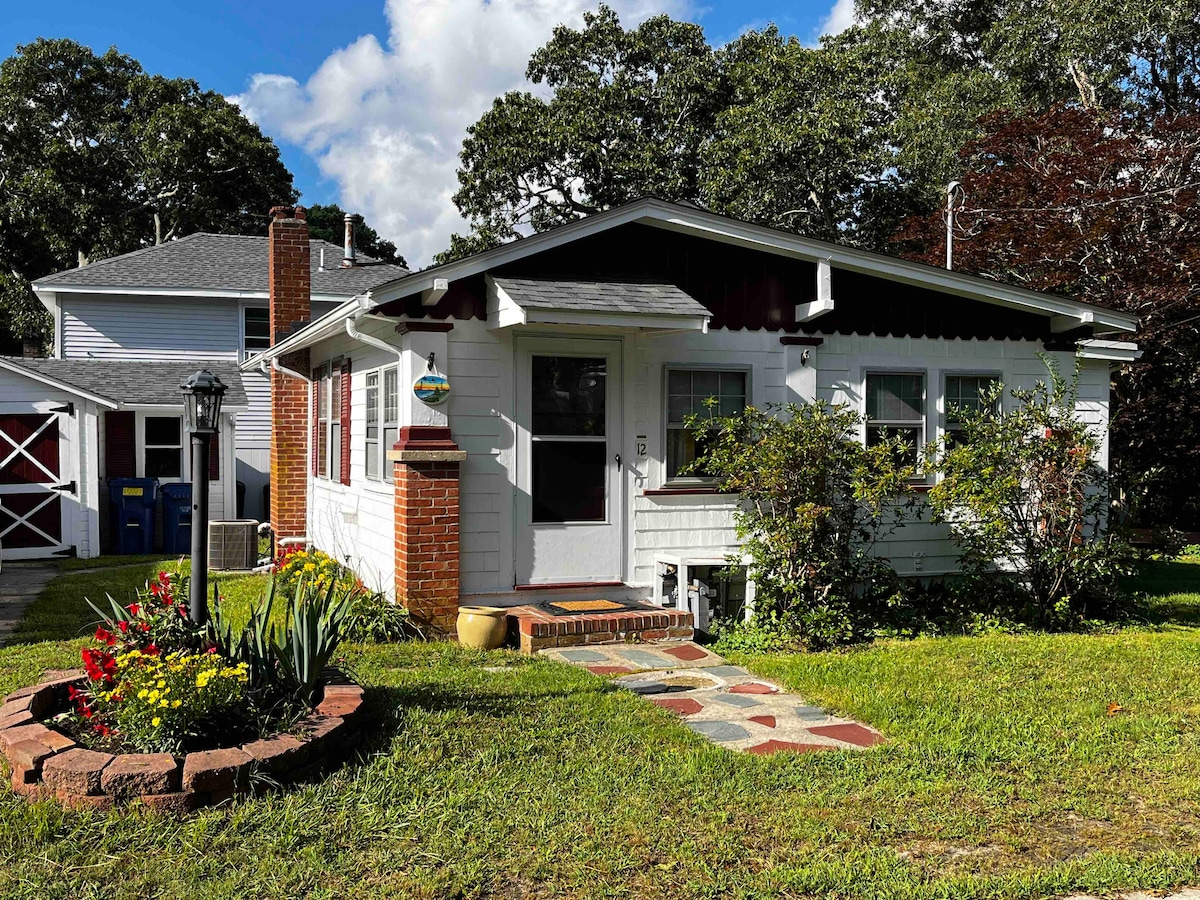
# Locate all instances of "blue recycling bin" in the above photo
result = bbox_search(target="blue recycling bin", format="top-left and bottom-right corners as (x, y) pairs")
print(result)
(108, 478), (159, 555)
(160, 482), (193, 555)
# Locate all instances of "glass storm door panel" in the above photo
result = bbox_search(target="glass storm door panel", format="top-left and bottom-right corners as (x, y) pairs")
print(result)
(515, 339), (623, 586)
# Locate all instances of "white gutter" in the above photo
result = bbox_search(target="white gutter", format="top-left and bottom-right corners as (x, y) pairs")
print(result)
(344, 292), (404, 363)
(259, 357), (309, 382)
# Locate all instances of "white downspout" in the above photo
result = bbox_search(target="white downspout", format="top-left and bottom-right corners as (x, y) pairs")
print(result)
(344, 292), (403, 363)
(257, 357), (311, 553)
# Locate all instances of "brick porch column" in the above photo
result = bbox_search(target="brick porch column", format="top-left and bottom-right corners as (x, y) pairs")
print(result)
(389, 426), (467, 633)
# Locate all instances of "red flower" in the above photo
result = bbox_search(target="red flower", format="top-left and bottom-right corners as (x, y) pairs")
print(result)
(93, 722), (111, 737)
(81, 647), (117, 685)
(94, 626), (117, 647)
(128, 603), (140, 616)
(67, 685), (80, 701)
(116, 620), (129, 634)
(140, 622), (151, 633)
(144, 644), (159, 657)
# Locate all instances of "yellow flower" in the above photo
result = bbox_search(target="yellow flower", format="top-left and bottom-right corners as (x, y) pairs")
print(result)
(137, 689), (148, 699)
(171, 699), (181, 708)
(148, 690), (160, 702)
(151, 717), (162, 727)
(156, 680), (165, 688)
(303, 562), (317, 572)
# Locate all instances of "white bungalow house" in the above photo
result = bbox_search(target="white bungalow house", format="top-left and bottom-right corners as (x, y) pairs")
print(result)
(245, 200), (1139, 642)
(0, 225), (407, 561)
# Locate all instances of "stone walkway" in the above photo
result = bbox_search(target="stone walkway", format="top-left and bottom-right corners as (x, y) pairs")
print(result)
(541, 641), (884, 754)
(0, 562), (58, 645)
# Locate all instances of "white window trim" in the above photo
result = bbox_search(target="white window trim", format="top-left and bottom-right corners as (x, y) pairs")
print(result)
(315, 363), (331, 481)
(862, 368), (929, 480)
(239, 303), (270, 363)
(141, 414), (185, 481)
(663, 364), (751, 484)
(941, 370), (1004, 443)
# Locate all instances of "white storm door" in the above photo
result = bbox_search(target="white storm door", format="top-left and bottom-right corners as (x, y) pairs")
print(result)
(515, 338), (623, 585)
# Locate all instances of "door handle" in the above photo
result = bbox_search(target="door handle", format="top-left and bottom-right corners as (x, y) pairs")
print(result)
(614, 453), (621, 467)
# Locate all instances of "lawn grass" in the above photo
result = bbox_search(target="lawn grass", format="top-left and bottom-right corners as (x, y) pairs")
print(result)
(0, 562), (1199, 898)
(8, 558), (273, 645)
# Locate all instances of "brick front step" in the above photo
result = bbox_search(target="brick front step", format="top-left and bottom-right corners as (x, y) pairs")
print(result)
(505, 604), (693, 654)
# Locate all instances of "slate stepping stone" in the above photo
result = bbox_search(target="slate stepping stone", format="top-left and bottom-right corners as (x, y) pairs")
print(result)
(587, 665), (634, 675)
(687, 720), (750, 742)
(747, 715), (777, 728)
(618, 649), (673, 668)
(695, 666), (749, 678)
(794, 705), (831, 722)
(745, 740), (831, 756)
(807, 723), (884, 747)
(620, 680), (668, 695)
(650, 697), (704, 716)
(662, 644), (709, 662)
(558, 649), (607, 663)
(713, 693), (761, 709)
(728, 682), (778, 695)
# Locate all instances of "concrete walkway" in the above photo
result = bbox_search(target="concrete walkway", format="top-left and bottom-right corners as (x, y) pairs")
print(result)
(0, 562), (58, 645)
(541, 641), (884, 754)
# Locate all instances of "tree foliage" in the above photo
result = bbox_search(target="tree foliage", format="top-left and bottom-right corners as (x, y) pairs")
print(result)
(927, 366), (1135, 626)
(897, 106), (1200, 526)
(305, 204), (407, 268)
(687, 401), (917, 649)
(0, 38), (297, 349)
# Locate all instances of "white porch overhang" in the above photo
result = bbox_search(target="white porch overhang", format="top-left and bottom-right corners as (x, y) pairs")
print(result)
(484, 275), (711, 332)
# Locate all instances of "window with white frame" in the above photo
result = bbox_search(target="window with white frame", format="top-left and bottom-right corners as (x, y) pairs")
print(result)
(242, 307), (270, 361)
(944, 374), (1001, 447)
(315, 364), (330, 478)
(330, 365), (342, 479)
(865, 372), (925, 466)
(383, 367), (399, 483)
(144, 416), (183, 478)
(365, 366), (400, 482)
(665, 368), (748, 479)
(365, 371), (380, 480)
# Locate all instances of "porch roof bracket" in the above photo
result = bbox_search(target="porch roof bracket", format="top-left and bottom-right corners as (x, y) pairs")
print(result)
(1051, 310), (1095, 333)
(795, 258), (835, 323)
(420, 278), (449, 307)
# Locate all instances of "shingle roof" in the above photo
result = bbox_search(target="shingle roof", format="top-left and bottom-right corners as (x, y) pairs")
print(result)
(32, 233), (408, 297)
(491, 277), (710, 318)
(0, 358), (249, 409)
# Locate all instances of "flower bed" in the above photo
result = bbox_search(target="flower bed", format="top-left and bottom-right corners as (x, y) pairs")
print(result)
(1, 566), (374, 812)
(0, 668), (365, 812)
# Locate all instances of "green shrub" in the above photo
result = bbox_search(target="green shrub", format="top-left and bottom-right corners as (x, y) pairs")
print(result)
(926, 361), (1136, 627)
(688, 400), (918, 649)
(209, 574), (357, 708)
(344, 591), (423, 643)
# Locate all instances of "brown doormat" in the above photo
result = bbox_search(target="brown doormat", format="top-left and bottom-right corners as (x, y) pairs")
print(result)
(537, 597), (660, 616)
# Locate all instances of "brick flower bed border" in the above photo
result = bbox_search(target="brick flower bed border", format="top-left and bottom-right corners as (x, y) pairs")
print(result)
(0, 669), (367, 813)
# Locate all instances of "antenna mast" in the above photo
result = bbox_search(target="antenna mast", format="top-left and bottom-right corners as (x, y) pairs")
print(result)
(945, 181), (965, 270)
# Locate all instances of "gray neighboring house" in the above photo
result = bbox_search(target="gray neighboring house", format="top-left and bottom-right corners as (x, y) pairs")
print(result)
(0, 232), (405, 560)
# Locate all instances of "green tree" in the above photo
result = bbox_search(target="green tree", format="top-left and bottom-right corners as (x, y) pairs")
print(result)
(0, 38), (297, 351)
(441, 5), (723, 262)
(305, 204), (406, 268)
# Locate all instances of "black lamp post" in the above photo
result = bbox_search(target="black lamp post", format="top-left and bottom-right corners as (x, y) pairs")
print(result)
(180, 370), (227, 625)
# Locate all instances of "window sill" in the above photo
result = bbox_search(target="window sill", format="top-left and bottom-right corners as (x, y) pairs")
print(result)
(643, 486), (736, 497)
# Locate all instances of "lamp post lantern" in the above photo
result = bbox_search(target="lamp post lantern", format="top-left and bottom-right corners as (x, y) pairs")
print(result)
(180, 370), (227, 625)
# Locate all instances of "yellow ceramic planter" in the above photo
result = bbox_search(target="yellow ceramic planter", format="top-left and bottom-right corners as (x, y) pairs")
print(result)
(456, 606), (508, 649)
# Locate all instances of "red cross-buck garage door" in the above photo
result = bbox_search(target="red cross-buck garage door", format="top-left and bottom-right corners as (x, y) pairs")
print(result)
(0, 406), (74, 560)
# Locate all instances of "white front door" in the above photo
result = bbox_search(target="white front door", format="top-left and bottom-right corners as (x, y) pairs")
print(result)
(515, 338), (623, 585)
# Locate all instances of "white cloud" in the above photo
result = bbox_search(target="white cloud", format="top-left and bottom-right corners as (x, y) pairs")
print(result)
(819, 0), (856, 36)
(233, 0), (689, 267)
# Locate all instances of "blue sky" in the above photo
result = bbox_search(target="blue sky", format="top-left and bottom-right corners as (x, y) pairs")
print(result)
(4, 0), (846, 263)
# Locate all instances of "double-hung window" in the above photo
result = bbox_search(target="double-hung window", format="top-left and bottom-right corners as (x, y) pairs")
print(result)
(382, 367), (399, 483)
(315, 364), (330, 479)
(144, 416), (183, 478)
(665, 369), (748, 479)
(365, 371), (381, 480)
(944, 374), (1000, 447)
(330, 366), (342, 480)
(242, 307), (270, 361)
(865, 372), (925, 466)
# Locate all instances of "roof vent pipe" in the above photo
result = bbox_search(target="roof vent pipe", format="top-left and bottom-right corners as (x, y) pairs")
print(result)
(343, 213), (357, 267)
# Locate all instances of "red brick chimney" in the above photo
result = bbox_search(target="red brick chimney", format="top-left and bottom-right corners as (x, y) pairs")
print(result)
(268, 205), (311, 550)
